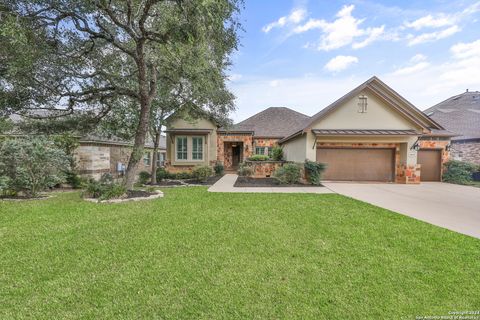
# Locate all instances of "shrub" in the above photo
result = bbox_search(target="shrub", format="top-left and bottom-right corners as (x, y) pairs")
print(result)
(443, 160), (479, 185)
(238, 163), (253, 177)
(156, 167), (170, 181)
(274, 163), (301, 184)
(138, 171), (151, 185)
(65, 171), (83, 189)
(214, 162), (224, 176)
(248, 154), (270, 161)
(83, 173), (126, 200)
(176, 171), (193, 180)
(192, 165), (213, 182)
(0, 137), (70, 197)
(271, 146), (284, 161)
(304, 160), (327, 185)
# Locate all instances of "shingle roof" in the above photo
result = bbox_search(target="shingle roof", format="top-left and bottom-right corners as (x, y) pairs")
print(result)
(220, 107), (310, 138)
(424, 91), (480, 140)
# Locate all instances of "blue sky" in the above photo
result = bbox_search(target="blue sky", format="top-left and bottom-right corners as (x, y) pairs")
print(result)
(227, 0), (480, 122)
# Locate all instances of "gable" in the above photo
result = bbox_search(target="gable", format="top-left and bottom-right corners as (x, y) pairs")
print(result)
(311, 88), (423, 131)
(169, 117), (217, 130)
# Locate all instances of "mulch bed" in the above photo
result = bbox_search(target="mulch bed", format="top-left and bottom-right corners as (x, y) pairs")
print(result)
(0, 195), (52, 201)
(153, 175), (223, 187)
(234, 177), (322, 188)
(126, 190), (156, 199)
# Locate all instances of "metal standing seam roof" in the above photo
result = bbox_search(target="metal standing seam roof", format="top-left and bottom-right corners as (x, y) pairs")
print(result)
(311, 129), (420, 135)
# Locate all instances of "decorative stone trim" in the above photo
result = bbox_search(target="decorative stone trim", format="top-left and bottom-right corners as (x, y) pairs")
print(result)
(396, 164), (421, 184)
(84, 190), (164, 204)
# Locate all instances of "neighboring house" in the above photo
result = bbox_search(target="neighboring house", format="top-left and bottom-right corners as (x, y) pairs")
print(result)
(5, 114), (167, 180)
(166, 76), (455, 183)
(424, 90), (480, 164)
(75, 134), (167, 180)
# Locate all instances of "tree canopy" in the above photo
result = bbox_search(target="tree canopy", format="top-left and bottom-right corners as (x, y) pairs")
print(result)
(1, 0), (242, 188)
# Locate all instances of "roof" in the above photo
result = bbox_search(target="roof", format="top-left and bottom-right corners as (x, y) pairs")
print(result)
(424, 91), (480, 141)
(8, 114), (166, 149)
(220, 107), (311, 138)
(280, 76), (444, 143)
(311, 129), (419, 136)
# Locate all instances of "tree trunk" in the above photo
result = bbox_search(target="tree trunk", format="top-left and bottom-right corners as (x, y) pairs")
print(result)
(123, 45), (156, 189)
(150, 129), (161, 185)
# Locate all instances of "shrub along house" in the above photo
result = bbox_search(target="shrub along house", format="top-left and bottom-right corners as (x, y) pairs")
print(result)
(166, 77), (455, 183)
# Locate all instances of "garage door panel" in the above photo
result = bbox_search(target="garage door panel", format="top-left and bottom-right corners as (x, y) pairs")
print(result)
(317, 148), (395, 182)
(418, 149), (441, 182)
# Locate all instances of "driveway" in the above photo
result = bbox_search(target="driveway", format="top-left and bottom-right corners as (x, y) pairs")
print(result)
(323, 182), (480, 239)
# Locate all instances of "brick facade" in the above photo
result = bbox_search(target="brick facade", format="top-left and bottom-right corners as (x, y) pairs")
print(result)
(451, 140), (480, 164)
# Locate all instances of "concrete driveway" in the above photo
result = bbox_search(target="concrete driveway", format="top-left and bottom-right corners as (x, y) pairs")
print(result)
(323, 182), (480, 239)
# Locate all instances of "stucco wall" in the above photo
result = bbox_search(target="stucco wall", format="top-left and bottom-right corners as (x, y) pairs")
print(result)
(166, 117), (217, 168)
(282, 134), (307, 162)
(310, 89), (423, 131)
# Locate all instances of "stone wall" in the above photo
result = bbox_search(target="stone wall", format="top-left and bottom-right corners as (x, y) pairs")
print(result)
(217, 134), (253, 168)
(75, 143), (164, 180)
(253, 138), (279, 148)
(451, 140), (480, 164)
(245, 160), (284, 178)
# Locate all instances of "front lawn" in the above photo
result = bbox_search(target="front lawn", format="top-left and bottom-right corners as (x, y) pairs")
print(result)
(1, 188), (479, 319)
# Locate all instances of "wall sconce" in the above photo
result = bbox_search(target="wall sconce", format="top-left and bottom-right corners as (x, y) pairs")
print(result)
(445, 144), (451, 151)
(410, 140), (420, 151)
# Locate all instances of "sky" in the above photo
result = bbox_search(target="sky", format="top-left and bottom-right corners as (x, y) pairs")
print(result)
(227, 0), (480, 122)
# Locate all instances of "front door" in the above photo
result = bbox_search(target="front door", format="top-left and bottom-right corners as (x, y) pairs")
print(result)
(232, 145), (241, 167)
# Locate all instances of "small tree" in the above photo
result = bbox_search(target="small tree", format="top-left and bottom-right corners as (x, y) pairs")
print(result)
(0, 137), (70, 197)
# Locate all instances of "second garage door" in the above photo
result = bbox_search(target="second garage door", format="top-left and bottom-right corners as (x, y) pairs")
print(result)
(417, 149), (442, 181)
(317, 148), (395, 182)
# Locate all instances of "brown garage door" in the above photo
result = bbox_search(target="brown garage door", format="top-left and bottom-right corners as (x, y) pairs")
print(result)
(418, 149), (441, 181)
(317, 148), (395, 182)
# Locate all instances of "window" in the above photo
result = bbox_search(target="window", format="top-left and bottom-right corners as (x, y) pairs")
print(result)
(255, 146), (265, 155)
(156, 152), (165, 166)
(176, 136), (187, 160)
(143, 152), (151, 166)
(192, 137), (203, 160)
(358, 95), (368, 113)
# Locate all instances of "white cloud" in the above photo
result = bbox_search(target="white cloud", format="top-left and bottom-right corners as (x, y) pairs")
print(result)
(450, 39), (480, 59)
(410, 53), (427, 63)
(262, 8), (307, 33)
(391, 54), (430, 75)
(293, 5), (385, 51)
(324, 55), (359, 72)
(269, 80), (280, 87)
(228, 73), (243, 82)
(404, 14), (454, 30)
(392, 62), (430, 76)
(407, 25), (460, 46)
(352, 26), (385, 49)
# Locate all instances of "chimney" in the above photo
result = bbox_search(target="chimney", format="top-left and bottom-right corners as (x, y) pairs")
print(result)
(466, 89), (469, 92)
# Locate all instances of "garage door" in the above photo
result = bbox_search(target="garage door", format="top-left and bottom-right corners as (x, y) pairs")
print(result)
(317, 148), (395, 182)
(418, 149), (441, 181)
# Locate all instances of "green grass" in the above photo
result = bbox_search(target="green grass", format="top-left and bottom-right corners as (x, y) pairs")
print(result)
(1, 188), (479, 319)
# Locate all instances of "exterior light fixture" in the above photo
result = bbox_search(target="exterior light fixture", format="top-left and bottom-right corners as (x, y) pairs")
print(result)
(410, 139), (420, 151)
(445, 144), (451, 151)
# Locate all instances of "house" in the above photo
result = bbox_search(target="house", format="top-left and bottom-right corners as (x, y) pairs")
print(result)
(4, 114), (167, 180)
(75, 134), (167, 180)
(166, 77), (455, 183)
(424, 90), (480, 164)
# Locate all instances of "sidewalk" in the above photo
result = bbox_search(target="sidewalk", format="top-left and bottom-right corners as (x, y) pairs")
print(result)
(208, 174), (334, 194)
